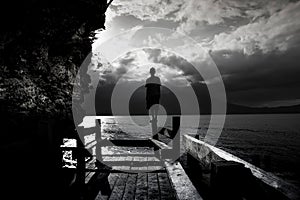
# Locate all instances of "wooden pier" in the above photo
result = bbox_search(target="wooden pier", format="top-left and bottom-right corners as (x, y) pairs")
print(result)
(61, 116), (202, 200)
(60, 116), (299, 200)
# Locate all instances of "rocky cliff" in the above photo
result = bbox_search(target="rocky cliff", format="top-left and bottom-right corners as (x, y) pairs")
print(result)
(0, 1), (110, 199)
(0, 0), (110, 118)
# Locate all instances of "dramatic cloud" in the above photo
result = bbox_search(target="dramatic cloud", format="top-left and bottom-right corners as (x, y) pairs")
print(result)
(96, 48), (205, 87)
(211, 47), (300, 105)
(145, 48), (203, 83)
(109, 0), (182, 22)
(93, 0), (300, 107)
(107, 0), (300, 55)
(211, 1), (300, 55)
(109, 0), (292, 32)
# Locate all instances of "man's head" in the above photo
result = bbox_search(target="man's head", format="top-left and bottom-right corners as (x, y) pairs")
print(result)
(150, 67), (156, 76)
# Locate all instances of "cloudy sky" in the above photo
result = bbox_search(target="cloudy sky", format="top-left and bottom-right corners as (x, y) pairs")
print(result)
(92, 0), (300, 107)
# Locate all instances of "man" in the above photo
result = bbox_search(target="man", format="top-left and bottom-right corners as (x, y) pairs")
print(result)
(145, 67), (161, 122)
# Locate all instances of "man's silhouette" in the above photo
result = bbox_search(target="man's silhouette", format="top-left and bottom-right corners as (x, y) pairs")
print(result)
(145, 67), (161, 122)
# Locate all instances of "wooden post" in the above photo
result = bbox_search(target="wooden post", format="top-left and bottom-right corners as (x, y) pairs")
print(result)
(172, 116), (180, 160)
(95, 119), (103, 168)
(151, 118), (158, 139)
(76, 135), (86, 187)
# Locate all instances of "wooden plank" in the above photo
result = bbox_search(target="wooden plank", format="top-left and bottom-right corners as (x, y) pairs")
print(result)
(85, 140), (97, 149)
(183, 135), (300, 200)
(165, 161), (203, 200)
(101, 154), (155, 157)
(147, 173), (160, 200)
(85, 172), (95, 184)
(100, 161), (162, 167)
(109, 173), (128, 200)
(95, 173), (119, 200)
(158, 173), (175, 200)
(122, 174), (138, 200)
(95, 118), (102, 163)
(102, 155), (158, 162)
(149, 138), (172, 149)
(135, 173), (148, 200)
(84, 168), (166, 173)
(98, 139), (153, 147)
(182, 135), (224, 171)
(86, 157), (96, 169)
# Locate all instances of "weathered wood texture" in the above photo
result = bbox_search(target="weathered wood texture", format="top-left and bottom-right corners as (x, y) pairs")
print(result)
(93, 172), (176, 200)
(64, 116), (189, 199)
(183, 134), (300, 200)
(109, 173), (129, 200)
(183, 135), (223, 171)
(158, 173), (177, 200)
(149, 138), (172, 150)
(165, 161), (203, 200)
(95, 173), (119, 200)
(71, 116), (182, 178)
(135, 173), (148, 200)
(123, 174), (138, 200)
(147, 173), (160, 200)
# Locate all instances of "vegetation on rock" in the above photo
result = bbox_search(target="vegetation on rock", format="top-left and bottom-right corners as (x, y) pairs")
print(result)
(0, 0), (111, 118)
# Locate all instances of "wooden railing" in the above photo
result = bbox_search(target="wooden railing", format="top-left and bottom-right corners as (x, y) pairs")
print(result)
(60, 116), (181, 186)
(182, 134), (300, 200)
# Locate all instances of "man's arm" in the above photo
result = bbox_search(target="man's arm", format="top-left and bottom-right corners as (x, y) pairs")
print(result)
(145, 78), (149, 87)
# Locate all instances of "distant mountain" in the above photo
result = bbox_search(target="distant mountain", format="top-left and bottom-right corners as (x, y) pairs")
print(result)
(95, 83), (300, 115)
(227, 103), (300, 114)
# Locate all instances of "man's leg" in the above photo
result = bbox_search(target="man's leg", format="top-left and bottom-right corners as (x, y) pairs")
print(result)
(149, 107), (155, 122)
(154, 104), (159, 121)
(151, 105), (158, 139)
